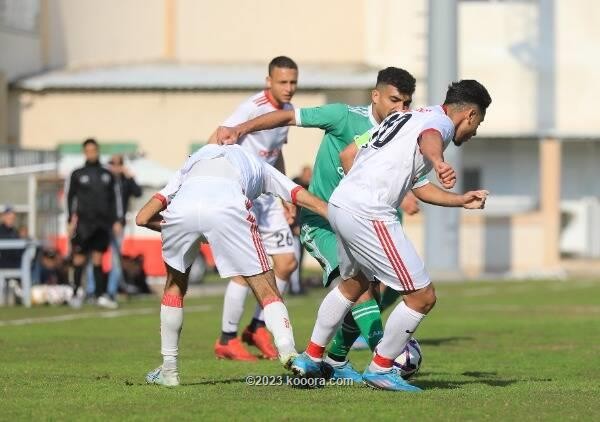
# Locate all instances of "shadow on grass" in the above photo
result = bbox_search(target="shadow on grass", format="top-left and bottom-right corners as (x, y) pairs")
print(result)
(412, 371), (553, 390)
(418, 337), (474, 346)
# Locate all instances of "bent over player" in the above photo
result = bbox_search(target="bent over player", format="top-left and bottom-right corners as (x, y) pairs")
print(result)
(136, 144), (328, 386)
(290, 80), (492, 392)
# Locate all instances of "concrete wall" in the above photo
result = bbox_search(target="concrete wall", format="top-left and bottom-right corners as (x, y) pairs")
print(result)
(47, 0), (164, 69)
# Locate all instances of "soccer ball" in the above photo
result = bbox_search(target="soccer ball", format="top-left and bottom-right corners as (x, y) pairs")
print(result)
(393, 338), (422, 379)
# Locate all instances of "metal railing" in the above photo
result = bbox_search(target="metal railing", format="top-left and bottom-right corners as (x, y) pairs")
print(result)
(0, 146), (59, 169)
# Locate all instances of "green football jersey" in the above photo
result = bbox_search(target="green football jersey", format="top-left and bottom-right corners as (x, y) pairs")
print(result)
(297, 103), (377, 225)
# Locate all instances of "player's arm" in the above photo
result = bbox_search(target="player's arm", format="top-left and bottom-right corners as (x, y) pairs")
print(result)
(216, 110), (296, 145)
(293, 188), (328, 220)
(135, 196), (164, 232)
(340, 142), (359, 174)
(412, 182), (488, 209)
(262, 164), (328, 219)
(418, 129), (456, 189)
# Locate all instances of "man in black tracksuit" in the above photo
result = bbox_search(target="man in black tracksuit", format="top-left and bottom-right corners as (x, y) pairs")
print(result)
(67, 138), (117, 301)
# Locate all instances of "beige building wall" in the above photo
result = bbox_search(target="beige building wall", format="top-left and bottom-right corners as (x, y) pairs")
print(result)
(17, 90), (326, 174)
(555, 0), (600, 134)
(459, 1), (538, 136)
(47, 0), (164, 68)
(177, 0), (366, 64)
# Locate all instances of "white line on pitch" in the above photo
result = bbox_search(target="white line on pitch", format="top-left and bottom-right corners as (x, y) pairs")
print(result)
(0, 305), (213, 327)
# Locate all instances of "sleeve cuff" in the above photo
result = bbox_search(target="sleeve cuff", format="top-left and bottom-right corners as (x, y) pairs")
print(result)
(290, 186), (305, 205)
(294, 108), (303, 126)
(153, 193), (168, 210)
(413, 178), (430, 189)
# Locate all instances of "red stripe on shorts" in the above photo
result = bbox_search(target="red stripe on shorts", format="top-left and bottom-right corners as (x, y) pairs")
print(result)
(247, 215), (269, 272)
(377, 221), (415, 291)
(373, 221), (413, 291)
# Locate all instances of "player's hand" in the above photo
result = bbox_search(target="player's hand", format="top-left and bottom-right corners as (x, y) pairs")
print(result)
(462, 190), (489, 209)
(282, 201), (297, 225)
(215, 126), (241, 145)
(435, 161), (456, 189)
(400, 191), (420, 215)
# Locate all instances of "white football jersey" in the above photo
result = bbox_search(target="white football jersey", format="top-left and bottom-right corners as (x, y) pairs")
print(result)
(330, 105), (455, 220)
(157, 144), (298, 205)
(223, 90), (293, 166)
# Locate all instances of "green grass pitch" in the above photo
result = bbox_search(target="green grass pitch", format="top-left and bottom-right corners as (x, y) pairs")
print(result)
(1, 279), (599, 421)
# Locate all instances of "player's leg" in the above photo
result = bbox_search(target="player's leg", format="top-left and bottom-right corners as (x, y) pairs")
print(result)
(91, 228), (116, 309)
(69, 227), (89, 305)
(244, 197), (296, 359)
(147, 196), (201, 386)
(244, 269), (297, 366)
(360, 219), (430, 392)
(301, 221), (385, 379)
(215, 275), (257, 361)
(146, 264), (189, 387)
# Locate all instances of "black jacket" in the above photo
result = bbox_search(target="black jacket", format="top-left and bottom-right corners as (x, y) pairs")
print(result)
(113, 174), (142, 226)
(67, 161), (117, 229)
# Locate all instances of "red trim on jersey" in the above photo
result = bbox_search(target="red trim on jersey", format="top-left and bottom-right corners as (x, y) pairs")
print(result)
(290, 186), (304, 205)
(419, 128), (442, 139)
(255, 97), (269, 107)
(161, 293), (183, 308)
(261, 296), (282, 307)
(441, 104), (449, 115)
(152, 193), (167, 210)
(306, 341), (326, 359)
(373, 221), (415, 291)
(264, 89), (283, 110)
(373, 351), (394, 369)
(247, 215), (269, 271)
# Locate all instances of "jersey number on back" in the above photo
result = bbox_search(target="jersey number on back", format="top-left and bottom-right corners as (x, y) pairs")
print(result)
(370, 113), (412, 150)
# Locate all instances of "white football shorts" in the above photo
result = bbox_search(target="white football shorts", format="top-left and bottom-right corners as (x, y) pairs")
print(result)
(161, 177), (272, 278)
(328, 203), (430, 292)
(251, 194), (295, 255)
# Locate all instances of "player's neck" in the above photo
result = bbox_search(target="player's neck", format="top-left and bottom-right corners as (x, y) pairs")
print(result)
(264, 89), (284, 109)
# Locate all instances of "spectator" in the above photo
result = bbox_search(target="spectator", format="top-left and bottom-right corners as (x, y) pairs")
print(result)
(105, 154), (142, 303)
(39, 248), (68, 285)
(66, 138), (117, 309)
(0, 205), (23, 270)
(288, 166), (313, 294)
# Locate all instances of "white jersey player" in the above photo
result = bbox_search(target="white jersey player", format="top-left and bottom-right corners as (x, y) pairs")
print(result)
(136, 144), (328, 386)
(207, 56), (300, 361)
(289, 80), (492, 392)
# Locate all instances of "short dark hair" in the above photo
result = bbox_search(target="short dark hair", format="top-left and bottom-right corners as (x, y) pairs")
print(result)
(82, 138), (98, 148)
(268, 56), (298, 75)
(376, 67), (416, 95)
(443, 80), (491, 114)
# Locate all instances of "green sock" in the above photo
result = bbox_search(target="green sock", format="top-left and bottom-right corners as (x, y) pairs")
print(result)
(327, 312), (361, 362)
(351, 299), (384, 351)
(380, 287), (401, 312)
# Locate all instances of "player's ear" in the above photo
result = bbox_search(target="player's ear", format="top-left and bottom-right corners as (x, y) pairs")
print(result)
(371, 89), (379, 104)
(266, 76), (272, 89)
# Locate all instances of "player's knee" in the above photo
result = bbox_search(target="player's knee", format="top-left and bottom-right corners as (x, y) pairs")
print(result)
(274, 255), (297, 278)
(418, 285), (437, 313)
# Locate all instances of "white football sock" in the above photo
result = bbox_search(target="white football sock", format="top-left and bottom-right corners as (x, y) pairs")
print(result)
(252, 277), (288, 322)
(263, 300), (296, 359)
(369, 301), (425, 372)
(221, 280), (249, 333)
(161, 294), (184, 369)
(309, 287), (354, 355)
